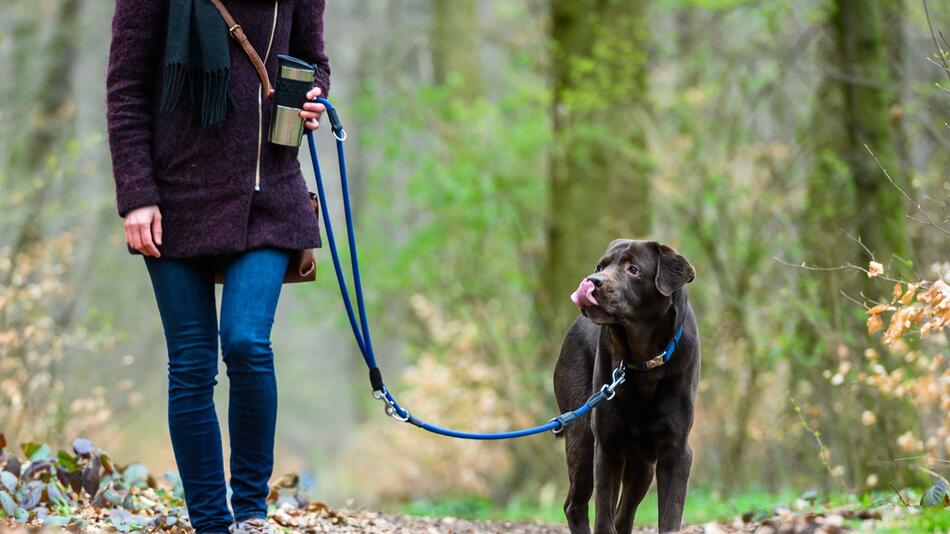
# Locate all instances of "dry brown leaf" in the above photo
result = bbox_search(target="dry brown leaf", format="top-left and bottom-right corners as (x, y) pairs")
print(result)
(892, 283), (903, 303)
(901, 283), (920, 306)
(884, 306), (924, 345)
(868, 313), (884, 334)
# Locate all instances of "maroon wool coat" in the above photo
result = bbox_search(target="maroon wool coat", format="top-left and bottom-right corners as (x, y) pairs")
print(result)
(106, 0), (330, 257)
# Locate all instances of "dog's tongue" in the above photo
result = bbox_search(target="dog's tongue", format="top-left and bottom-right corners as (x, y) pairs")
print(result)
(571, 279), (599, 308)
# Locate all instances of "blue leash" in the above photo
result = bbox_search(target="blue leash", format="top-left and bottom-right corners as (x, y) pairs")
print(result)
(306, 98), (683, 439)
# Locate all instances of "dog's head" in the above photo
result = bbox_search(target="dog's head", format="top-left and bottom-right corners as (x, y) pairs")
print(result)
(571, 239), (694, 325)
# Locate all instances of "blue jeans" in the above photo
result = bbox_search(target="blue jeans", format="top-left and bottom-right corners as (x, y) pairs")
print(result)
(144, 247), (292, 533)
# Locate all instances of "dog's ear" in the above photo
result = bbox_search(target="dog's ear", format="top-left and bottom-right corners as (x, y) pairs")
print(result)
(653, 243), (695, 297)
(607, 238), (633, 251)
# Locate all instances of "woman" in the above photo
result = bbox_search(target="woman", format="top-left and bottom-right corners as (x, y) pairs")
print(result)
(105, 1), (330, 532)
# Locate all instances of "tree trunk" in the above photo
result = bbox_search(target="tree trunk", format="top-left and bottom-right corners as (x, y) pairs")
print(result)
(541, 0), (653, 341)
(429, 0), (482, 98)
(833, 0), (909, 262)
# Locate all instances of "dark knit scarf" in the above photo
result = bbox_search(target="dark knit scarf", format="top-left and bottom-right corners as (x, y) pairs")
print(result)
(160, 0), (236, 128)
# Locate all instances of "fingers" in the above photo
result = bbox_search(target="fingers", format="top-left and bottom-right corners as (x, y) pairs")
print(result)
(126, 220), (143, 253)
(302, 101), (326, 113)
(139, 224), (160, 257)
(124, 206), (161, 257)
(124, 225), (135, 252)
(303, 87), (324, 130)
(152, 211), (163, 246)
(300, 101), (325, 131)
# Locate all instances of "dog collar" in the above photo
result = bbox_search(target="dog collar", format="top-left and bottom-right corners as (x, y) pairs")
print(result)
(625, 324), (684, 372)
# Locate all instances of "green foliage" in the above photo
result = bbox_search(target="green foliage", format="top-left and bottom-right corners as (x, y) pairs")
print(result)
(898, 506), (950, 533)
(396, 488), (804, 525)
(357, 77), (550, 307)
(396, 488), (950, 531)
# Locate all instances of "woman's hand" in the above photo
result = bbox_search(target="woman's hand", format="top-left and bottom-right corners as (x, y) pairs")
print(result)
(125, 205), (162, 257)
(301, 87), (326, 131)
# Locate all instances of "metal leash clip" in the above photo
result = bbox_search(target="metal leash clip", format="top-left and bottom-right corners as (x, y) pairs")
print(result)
(373, 387), (410, 422)
(549, 363), (628, 434)
(600, 364), (627, 400)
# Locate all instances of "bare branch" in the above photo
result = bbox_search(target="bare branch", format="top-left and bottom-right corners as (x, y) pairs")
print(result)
(865, 144), (950, 236)
(924, 0), (950, 83)
(840, 228), (875, 260)
(891, 485), (909, 507)
(773, 256), (916, 285)
(925, 56), (950, 76)
(839, 290), (870, 310)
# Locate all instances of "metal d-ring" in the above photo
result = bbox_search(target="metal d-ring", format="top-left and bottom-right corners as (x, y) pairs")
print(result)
(333, 128), (347, 142)
(385, 403), (410, 422)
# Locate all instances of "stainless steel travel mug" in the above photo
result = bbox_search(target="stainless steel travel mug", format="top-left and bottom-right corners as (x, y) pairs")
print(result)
(269, 55), (316, 147)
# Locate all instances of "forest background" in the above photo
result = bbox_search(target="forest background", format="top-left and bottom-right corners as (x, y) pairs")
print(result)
(2, 0), (950, 526)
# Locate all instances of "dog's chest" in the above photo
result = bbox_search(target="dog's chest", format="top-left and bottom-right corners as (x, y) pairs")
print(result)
(615, 374), (667, 434)
(622, 372), (660, 401)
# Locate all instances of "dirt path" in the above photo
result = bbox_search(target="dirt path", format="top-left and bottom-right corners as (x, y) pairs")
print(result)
(266, 506), (866, 533)
(269, 507), (570, 533)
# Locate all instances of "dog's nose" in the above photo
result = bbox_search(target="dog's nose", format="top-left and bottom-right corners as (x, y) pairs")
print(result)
(586, 274), (605, 288)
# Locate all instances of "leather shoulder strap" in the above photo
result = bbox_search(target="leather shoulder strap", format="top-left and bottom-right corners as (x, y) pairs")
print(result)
(208, 0), (275, 98)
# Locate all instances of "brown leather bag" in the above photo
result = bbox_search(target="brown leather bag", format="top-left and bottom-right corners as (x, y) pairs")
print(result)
(209, 0), (318, 284)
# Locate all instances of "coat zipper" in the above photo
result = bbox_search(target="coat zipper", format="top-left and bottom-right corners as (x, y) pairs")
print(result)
(255, 0), (280, 192)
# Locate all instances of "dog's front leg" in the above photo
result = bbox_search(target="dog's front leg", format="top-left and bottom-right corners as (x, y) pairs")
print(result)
(592, 439), (624, 534)
(655, 441), (692, 533)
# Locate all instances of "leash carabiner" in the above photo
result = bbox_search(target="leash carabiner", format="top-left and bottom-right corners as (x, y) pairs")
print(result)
(373, 387), (410, 422)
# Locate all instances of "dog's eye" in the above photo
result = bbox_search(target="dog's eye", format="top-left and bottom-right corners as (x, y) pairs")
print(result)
(627, 264), (641, 277)
(595, 264), (605, 272)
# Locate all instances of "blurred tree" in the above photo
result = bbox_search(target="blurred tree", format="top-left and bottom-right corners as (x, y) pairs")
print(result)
(798, 0), (914, 488)
(5, 0), (82, 285)
(541, 0), (653, 341)
(805, 0), (910, 268)
(0, 0), (122, 447)
(650, 0), (813, 494)
(430, 0), (483, 99)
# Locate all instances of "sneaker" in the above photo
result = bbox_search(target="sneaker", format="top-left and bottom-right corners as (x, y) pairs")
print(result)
(230, 518), (275, 534)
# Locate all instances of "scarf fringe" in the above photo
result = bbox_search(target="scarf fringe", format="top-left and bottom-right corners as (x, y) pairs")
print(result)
(161, 0), (236, 129)
(162, 65), (232, 129)
(160, 62), (187, 114)
(199, 68), (232, 128)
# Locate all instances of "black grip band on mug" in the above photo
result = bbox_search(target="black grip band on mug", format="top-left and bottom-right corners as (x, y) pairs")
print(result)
(275, 78), (314, 109)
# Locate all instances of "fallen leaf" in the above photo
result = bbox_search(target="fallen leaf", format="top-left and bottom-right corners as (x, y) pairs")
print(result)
(921, 478), (949, 508)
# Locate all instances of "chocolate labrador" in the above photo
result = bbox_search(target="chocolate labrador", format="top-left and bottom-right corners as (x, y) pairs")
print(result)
(553, 239), (699, 534)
